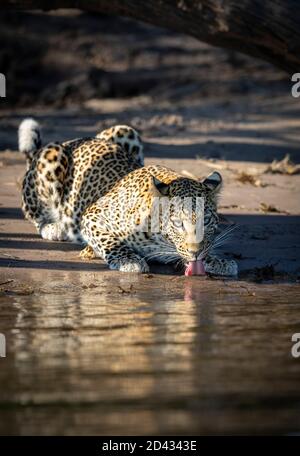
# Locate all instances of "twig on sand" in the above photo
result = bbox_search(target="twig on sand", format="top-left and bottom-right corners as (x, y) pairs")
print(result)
(0, 279), (14, 286)
(196, 158), (235, 171)
(259, 202), (289, 214)
(181, 170), (200, 180)
(1, 253), (21, 260)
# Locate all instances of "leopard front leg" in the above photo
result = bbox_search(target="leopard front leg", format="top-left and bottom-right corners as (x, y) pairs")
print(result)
(81, 225), (149, 273)
(107, 243), (150, 273)
(203, 254), (238, 277)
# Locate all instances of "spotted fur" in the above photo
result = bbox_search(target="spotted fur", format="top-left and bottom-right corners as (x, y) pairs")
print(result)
(81, 165), (238, 276)
(19, 119), (237, 276)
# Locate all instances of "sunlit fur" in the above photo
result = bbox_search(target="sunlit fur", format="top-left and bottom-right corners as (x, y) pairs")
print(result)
(151, 176), (221, 263)
(19, 116), (237, 275)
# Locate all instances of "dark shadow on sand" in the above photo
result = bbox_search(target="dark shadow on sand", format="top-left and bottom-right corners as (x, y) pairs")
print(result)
(0, 207), (24, 220)
(0, 207), (299, 277)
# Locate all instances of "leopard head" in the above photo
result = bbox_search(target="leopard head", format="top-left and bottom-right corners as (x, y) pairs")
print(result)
(152, 172), (222, 262)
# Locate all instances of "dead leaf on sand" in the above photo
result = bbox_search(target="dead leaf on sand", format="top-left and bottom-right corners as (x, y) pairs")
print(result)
(265, 154), (300, 175)
(260, 202), (281, 213)
(235, 172), (267, 187)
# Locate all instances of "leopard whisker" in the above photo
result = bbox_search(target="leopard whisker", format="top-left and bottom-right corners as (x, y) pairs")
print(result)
(214, 224), (238, 243)
(175, 258), (185, 271)
(203, 224), (238, 253)
(143, 251), (180, 262)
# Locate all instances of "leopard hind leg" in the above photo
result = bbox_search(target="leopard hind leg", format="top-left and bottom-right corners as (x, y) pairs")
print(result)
(22, 142), (69, 241)
(96, 125), (144, 166)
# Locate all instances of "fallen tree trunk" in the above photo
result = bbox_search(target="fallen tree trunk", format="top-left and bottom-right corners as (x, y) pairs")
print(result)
(1, 0), (299, 72)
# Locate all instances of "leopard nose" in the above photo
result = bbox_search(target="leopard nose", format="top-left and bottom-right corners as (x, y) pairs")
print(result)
(187, 243), (200, 255)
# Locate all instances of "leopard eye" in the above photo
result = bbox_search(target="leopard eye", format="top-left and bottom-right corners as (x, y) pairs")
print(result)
(172, 218), (183, 229)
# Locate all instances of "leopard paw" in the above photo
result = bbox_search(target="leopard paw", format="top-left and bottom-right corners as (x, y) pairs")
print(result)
(204, 257), (238, 277)
(40, 223), (67, 241)
(79, 245), (96, 260)
(113, 259), (149, 273)
(223, 259), (238, 277)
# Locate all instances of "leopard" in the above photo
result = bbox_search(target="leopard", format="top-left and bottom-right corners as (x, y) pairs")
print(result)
(19, 119), (143, 243)
(19, 118), (238, 276)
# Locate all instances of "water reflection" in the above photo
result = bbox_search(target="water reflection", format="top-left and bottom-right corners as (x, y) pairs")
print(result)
(0, 269), (300, 434)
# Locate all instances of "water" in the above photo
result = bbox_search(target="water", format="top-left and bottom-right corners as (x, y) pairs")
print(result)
(0, 269), (299, 435)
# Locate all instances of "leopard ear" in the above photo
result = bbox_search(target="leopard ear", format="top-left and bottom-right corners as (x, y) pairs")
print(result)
(203, 171), (222, 193)
(152, 176), (170, 196)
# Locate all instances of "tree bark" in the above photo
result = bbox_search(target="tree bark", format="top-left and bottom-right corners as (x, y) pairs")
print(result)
(1, 0), (299, 72)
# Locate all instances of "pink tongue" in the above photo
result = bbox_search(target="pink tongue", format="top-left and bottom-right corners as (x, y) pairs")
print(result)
(185, 260), (206, 276)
